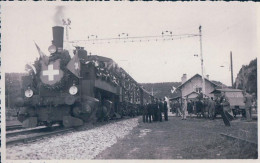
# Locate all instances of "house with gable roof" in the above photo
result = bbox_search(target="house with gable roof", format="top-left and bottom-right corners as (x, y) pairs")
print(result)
(176, 74), (220, 99)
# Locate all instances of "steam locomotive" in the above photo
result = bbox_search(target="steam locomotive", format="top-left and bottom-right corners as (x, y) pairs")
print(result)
(15, 26), (153, 128)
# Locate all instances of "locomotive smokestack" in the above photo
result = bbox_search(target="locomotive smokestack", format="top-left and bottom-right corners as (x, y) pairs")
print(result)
(52, 26), (64, 52)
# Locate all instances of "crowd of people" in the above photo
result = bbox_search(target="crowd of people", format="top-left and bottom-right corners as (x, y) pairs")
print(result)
(142, 98), (168, 123)
(144, 92), (256, 127)
(172, 97), (219, 120)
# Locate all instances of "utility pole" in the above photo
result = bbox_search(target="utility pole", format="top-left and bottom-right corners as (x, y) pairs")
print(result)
(199, 26), (206, 97)
(230, 51), (234, 88)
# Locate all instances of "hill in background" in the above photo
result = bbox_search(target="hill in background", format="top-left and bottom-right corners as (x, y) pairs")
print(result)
(234, 58), (257, 96)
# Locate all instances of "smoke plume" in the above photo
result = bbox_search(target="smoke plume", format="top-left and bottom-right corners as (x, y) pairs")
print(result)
(53, 6), (65, 26)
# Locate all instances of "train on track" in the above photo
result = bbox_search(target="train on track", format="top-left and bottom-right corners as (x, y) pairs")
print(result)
(15, 26), (153, 128)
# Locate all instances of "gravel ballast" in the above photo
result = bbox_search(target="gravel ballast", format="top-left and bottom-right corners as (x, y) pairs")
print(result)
(6, 118), (139, 160)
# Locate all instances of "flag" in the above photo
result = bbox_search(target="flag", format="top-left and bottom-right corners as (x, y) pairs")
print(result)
(25, 63), (36, 74)
(34, 42), (49, 65)
(171, 86), (176, 94)
(66, 50), (80, 78)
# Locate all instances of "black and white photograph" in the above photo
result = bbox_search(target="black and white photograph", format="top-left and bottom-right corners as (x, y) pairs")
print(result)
(1, 2), (258, 162)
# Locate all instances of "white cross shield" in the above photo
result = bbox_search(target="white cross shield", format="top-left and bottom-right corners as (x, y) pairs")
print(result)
(40, 59), (64, 85)
(43, 64), (60, 81)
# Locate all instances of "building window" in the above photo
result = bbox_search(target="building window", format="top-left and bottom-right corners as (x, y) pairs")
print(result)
(195, 87), (202, 93)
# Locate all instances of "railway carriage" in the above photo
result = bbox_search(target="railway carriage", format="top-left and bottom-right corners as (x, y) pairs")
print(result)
(15, 26), (152, 128)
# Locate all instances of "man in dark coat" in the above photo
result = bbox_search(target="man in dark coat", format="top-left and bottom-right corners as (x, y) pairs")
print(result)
(196, 100), (203, 118)
(187, 100), (193, 117)
(153, 99), (158, 121)
(158, 99), (163, 122)
(208, 97), (216, 120)
(142, 103), (148, 123)
(142, 104), (146, 123)
(163, 98), (168, 121)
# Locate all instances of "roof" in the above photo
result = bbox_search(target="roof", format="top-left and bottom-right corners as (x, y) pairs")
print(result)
(169, 96), (182, 101)
(210, 88), (243, 94)
(184, 91), (200, 97)
(176, 74), (220, 90)
(140, 86), (153, 96)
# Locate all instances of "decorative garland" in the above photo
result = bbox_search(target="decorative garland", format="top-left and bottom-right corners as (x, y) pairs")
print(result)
(34, 50), (72, 90)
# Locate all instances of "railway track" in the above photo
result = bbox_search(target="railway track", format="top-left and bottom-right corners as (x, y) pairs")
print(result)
(6, 125), (23, 131)
(6, 116), (137, 146)
(6, 125), (61, 137)
(6, 126), (74, 145)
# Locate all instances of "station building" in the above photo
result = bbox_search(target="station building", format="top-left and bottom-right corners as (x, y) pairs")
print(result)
(176, 74), (220, 99)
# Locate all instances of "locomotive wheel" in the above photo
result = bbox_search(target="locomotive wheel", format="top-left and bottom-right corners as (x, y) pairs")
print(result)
(72, 106), (81, 117)
(45, 122), (53, 128)
(17, 114), (27, 123)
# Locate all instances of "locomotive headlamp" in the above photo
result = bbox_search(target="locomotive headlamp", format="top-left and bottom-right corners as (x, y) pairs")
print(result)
(69, 85), (78, 95)
(48, 44), (57, 53)
(25, 88), (33, 98)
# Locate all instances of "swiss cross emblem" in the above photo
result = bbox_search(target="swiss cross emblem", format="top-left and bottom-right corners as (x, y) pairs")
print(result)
(74, 62), (79, 70)
(40, 59), (64, 85)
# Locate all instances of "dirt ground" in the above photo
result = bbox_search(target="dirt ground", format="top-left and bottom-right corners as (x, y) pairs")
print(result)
(95, 115), (257, 159)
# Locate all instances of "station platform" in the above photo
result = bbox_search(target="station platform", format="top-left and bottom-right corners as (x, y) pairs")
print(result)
(96, 116), (257, 159)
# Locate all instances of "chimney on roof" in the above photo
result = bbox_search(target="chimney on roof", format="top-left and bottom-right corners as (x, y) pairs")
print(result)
(181, 74), (187, 84)
(206, 74), (209, 80)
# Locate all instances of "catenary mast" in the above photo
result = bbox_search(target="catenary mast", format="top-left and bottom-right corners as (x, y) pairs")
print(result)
(199, 26), (206, 96)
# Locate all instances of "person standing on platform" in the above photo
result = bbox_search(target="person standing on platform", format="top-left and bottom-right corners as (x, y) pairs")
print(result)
(158, 99), (163, 122)
(182, 98), (187, 120)
(174, 101), (179, 117)
(244, 92), (253, 122)
(196, 99), (203, 118)
(208, 97), (216, 120)
(176, 99), (182, 117)
(163, 98), (168, 121)
(147, 102), (153, 123)
(153, 99), (159, 122)
(142, 103), (148, 123)
(187, 100), (193, 118)
(203, 98), (210, 118)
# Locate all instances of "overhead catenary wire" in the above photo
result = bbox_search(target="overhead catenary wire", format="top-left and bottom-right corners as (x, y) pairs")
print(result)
(68, 33), (200, 45)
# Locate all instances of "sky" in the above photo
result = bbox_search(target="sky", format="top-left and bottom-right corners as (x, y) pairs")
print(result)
(2, 2), (259, 86)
